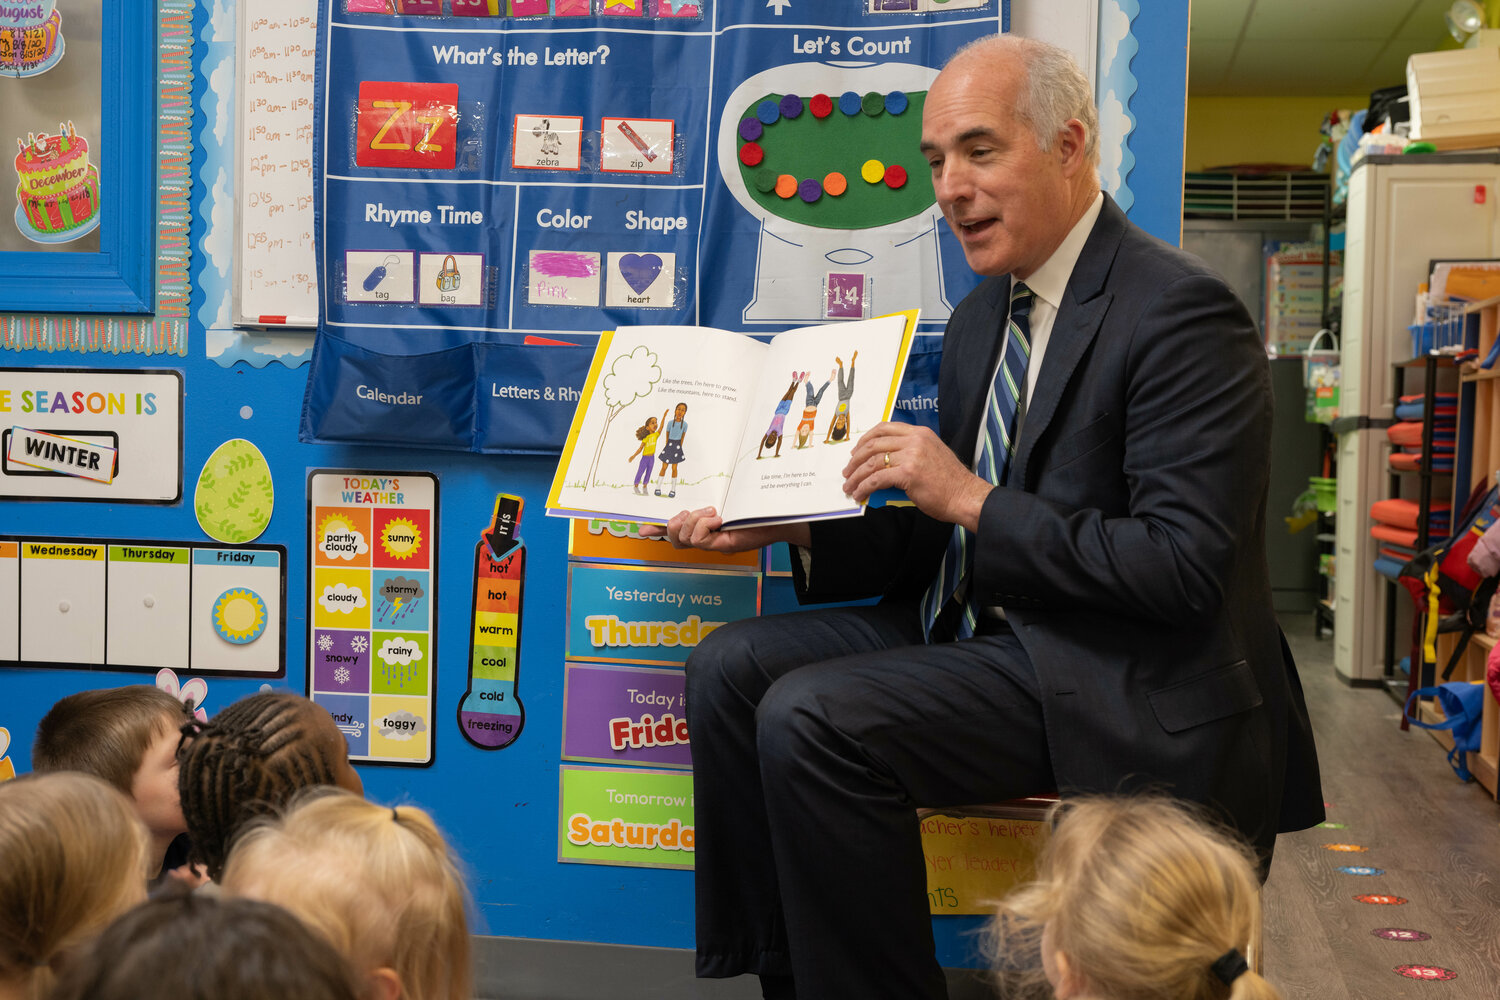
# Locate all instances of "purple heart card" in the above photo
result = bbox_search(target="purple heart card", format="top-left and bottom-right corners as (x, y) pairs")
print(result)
(619, 253), (664, 295)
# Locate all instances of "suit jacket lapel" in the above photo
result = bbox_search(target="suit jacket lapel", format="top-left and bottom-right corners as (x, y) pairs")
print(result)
(1010, 194), (1127, 488)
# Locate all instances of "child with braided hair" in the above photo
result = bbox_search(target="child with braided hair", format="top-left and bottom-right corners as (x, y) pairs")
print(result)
(988, 796), (1281, 1000)
(0, 772), (149, 1000)
(223, 788), (472, 1000)
(177, 691), (363, 882)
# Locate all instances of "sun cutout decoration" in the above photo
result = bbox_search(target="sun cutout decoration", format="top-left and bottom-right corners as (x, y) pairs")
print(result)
(380, 517), (422, 561)
(213, 588), (267, 645)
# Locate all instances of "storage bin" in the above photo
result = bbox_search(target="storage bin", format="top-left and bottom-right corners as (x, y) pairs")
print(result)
(1309, 475), (1337, 513)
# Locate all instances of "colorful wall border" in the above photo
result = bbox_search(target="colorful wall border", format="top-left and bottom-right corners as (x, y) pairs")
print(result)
(0, 0), (192, 356)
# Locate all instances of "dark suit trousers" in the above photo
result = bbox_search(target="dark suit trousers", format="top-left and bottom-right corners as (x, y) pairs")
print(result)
(685, 603), (1055, 999)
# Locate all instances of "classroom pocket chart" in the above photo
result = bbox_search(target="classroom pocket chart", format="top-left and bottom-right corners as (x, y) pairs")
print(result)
(302, 0), (1007, 455)
(308, 470), (438, 766)
(0, 538), (286, 675)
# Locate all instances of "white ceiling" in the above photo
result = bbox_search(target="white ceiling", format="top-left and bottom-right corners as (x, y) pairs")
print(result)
(1190, 0), (1465, 96)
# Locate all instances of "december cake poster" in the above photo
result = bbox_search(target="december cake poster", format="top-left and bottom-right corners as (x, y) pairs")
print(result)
(0, 0), (102, 253)
(12, 119), (100, 243)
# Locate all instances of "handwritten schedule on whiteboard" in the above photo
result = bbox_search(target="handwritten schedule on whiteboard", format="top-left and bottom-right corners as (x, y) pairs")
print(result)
(233, 0), (319, 328)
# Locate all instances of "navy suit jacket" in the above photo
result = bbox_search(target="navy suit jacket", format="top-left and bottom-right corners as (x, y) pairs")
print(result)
(794, 195), (1324, 854)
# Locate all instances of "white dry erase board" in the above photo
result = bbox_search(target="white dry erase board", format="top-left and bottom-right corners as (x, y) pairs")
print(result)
(233, 0), (320, 328)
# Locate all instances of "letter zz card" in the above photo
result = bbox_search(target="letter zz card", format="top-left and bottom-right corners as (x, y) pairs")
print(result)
(308, 469), (439, 766)
(356, 81), (460, 171)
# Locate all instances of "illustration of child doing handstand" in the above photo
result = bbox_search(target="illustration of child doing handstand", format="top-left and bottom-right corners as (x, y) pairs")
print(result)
(627, 416), (659, 494)
(758, 371), (807, 459)
(796, 369), (834, 449)
(654, 402), (688, 497)
(825, 351), (857, 443)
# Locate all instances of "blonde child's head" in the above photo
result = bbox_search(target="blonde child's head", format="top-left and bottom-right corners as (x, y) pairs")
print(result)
(178, 691), (363, 881)
(32, 685), (194, 872)
(0, 772), (148, 1000)
(989, 796), (1281, 1000)
(222, 788), (472, 1000)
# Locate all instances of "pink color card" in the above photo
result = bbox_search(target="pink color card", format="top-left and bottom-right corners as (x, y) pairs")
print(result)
(345, 0), (393, 11)
(394, 0), (443, 13)
(554, 0), (593, 14)
(450, 0), (501, 13)
(654, 0), (700, 15)
(510, 0), (549, 13)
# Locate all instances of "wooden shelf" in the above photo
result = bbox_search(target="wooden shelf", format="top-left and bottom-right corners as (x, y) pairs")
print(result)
(1460, 365), (1500, 384)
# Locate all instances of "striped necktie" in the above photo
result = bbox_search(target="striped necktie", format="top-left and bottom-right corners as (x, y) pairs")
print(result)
(920, 281), (1033, 641)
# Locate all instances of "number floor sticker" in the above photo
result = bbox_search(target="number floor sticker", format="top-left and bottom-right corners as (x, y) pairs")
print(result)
(1393, 965), (1458, 981)
(309, 470), (438, 765)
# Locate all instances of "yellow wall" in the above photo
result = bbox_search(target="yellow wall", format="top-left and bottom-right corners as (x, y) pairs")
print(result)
(1184, 96), (1367, 173)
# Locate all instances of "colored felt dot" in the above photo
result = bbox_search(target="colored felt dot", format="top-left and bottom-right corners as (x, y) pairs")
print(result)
(775, 174), (798, 198)
(839, 91), (862, 116)
(810, 93), (833, 118)
(884, 164), (908, 189)
(861, 159), (885, 183)
(739, 142), (764, 167)
(753, 169), (778, 193)
(861, 91), (884, 116)
(823, 171), (847, 196)
(738, 117), (763, 142)
(779, 94), (804, 119)
(756, 100), (780, 125)
(798, 178), (822, 203)
(885, 90), (909, 115)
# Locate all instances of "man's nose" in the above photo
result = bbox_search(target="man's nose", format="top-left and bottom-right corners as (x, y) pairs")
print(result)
(932, 159), (971, 206)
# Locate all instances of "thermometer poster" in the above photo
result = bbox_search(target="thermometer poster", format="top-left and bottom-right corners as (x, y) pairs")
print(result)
(308, 469), (439, 765)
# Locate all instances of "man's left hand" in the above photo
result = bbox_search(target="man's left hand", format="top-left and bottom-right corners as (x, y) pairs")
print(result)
(843, 422), (992, 532)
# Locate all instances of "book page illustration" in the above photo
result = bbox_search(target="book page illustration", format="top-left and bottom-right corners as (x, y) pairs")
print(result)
(720, 313), (914, 527)
(550, 327), (765, 524)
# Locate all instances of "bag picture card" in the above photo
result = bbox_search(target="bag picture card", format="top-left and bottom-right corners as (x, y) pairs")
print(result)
(546, 310), (917, 528)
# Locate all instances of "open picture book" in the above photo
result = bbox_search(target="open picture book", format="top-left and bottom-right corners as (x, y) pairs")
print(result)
(546, 310), (919, 528)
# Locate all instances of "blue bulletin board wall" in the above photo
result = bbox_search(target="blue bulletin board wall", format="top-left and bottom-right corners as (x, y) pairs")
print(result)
(0, 0), (1188, 973)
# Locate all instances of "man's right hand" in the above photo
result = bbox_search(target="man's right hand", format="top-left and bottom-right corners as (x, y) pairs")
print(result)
(640, 507), (811, 554)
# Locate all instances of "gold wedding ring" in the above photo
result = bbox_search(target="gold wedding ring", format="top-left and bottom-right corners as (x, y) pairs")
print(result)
(883, 452), (891, 468)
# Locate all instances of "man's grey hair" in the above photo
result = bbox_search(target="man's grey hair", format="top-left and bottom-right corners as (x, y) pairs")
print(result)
(947, 34), (1099, 168)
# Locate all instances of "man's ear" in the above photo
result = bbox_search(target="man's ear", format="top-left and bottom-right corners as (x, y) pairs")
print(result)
(364, 967), (402, 1000)
(1055, 119), (1089, 177)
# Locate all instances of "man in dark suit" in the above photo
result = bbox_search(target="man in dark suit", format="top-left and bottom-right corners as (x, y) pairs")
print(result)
(649, 34), (1323, 999)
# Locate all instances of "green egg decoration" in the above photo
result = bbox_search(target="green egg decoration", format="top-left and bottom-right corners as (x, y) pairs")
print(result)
(194, 438), (275, 544)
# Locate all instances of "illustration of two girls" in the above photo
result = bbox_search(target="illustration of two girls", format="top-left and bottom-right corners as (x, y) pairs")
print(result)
(628, 402), (688, 497)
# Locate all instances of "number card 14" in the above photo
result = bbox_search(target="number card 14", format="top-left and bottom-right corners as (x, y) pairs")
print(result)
(356, 81), (460, 171)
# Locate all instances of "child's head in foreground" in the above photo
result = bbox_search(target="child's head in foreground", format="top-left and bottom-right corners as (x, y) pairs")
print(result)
(48, 891), (360, 1000)
(31, 684), (193, 874)
(223, 788), (472, 1000)
(178, 690), (363, 881)
(989, 796), (1281, 1000)
(0, 772), (148, 1000)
